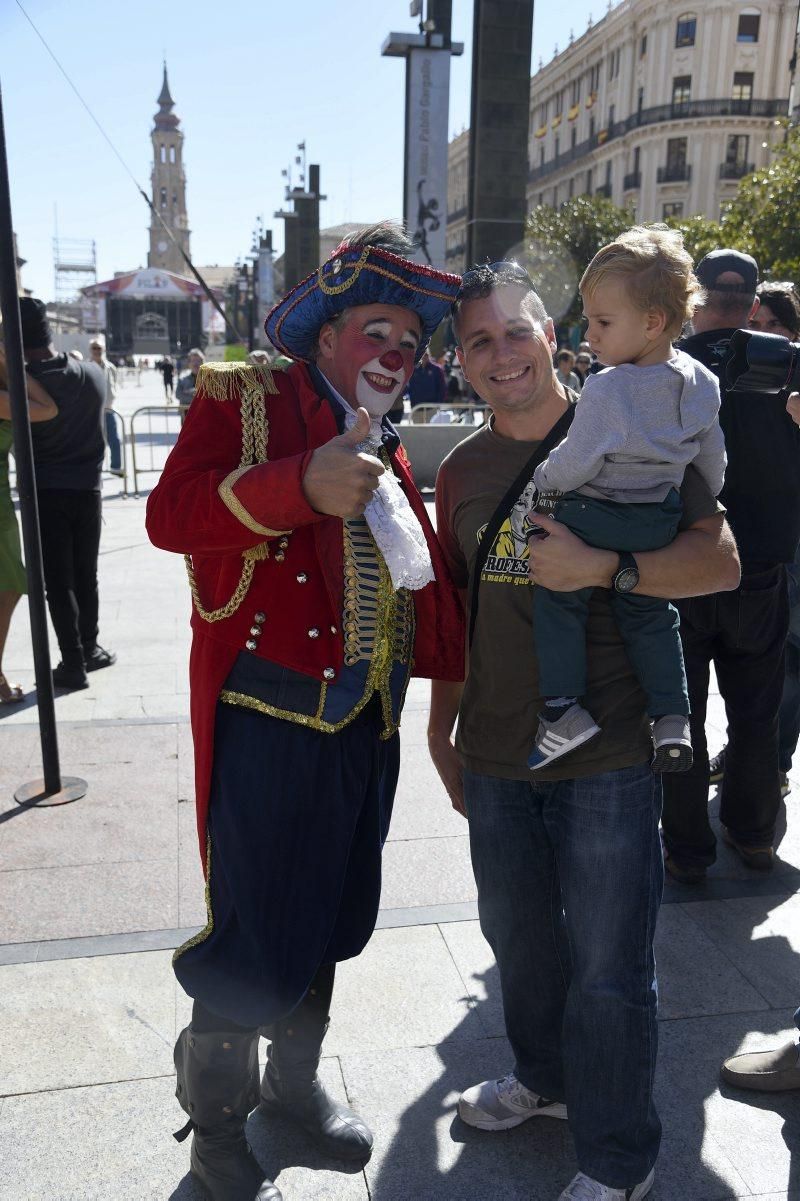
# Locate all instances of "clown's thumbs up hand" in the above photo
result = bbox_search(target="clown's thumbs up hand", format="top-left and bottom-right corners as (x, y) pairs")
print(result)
(302, 406), (385, 518)
(340, 406), (372, 446)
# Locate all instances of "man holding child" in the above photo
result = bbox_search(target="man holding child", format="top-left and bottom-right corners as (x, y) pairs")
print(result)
(430, 233), (740, 1201)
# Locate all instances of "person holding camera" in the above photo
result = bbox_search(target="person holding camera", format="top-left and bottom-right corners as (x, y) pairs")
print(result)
(709, 281), (800, 797)
(661, 251), (800, 882)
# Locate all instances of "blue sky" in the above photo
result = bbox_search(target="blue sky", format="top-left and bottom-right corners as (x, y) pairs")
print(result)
(2, 0), (598, 299)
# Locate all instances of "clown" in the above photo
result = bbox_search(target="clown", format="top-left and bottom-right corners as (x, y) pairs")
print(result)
(146, 222), (463, 1201)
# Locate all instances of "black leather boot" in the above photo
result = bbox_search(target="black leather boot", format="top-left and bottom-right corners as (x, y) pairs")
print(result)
(174, 1024), (282, 1201)
(260, 964), (373, 1161)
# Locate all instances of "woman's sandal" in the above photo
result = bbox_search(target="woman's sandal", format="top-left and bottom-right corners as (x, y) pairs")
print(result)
(0, 673), (24, 704)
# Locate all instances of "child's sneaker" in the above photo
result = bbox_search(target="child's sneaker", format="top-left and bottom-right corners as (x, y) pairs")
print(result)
(652, 715), (692, 773)
(528, 704), (600, 770)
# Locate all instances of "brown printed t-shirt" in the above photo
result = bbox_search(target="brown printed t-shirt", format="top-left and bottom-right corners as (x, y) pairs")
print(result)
(435, 418), (721, 782)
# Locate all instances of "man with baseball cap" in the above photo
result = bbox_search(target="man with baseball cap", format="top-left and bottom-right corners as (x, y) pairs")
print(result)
(18, 297), (116, 689)
(694, 248), (759, 296)
(146, 222), (463, 1201)
(662, 249), (800, 882)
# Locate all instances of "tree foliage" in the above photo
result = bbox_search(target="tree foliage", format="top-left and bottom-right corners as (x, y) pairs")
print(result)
(718, 126), (800, 280)
(525, 196), (634, 326)
(524, 131), (800, 334)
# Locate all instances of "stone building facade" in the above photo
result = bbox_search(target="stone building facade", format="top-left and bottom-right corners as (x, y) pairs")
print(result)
(447, 0), (793, 272)
(445, 130), (469, 271)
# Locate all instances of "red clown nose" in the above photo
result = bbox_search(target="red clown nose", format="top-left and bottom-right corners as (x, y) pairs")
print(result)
(380, 349), (404, 372)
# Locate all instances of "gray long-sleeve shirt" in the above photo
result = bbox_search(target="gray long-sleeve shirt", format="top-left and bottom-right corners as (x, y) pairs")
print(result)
(534, 350), (726, 502)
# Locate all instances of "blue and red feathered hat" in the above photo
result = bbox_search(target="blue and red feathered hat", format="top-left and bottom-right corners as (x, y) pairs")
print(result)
(265, 239), (461, 363)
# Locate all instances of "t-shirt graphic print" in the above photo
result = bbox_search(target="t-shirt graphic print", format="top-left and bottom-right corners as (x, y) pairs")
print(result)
(479, 477), (538, 584)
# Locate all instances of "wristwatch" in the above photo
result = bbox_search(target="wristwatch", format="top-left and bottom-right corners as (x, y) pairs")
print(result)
(612, 551), (640, 594)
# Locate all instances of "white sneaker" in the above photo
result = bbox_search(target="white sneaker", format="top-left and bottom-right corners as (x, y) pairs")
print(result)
(558, 1168), (655, 1200)
(458, 1072), (568, 1130)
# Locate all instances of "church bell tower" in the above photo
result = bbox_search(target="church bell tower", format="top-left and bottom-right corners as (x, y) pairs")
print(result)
(147, 64), (191, 274)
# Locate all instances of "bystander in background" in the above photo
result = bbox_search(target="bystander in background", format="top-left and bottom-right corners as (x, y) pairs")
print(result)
(175, 348), (205, 409)
(157, 355), (174, 400)
(554, 347), (582, 392)
(662, 251), (800, 881)
(20, 298), (117, 691)
(408, 348), (446, 423)
(88, 337), (122, 477)
(709, 279), (800, 798)
(574, 350), (592, 385)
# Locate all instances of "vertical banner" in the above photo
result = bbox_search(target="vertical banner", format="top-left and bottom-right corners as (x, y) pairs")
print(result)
(405, 48), (450, 270)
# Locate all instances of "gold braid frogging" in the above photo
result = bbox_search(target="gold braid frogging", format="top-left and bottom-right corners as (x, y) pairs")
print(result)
(184, 364), (277, 623)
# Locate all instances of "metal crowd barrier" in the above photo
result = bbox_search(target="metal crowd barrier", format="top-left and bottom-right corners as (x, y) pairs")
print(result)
(402, 401), (489, 425)
(129, 404), (184, 497)
(117, 366), (143, 388)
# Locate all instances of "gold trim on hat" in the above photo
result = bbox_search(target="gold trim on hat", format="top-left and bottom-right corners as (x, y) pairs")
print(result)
(317, 246), (371, 295)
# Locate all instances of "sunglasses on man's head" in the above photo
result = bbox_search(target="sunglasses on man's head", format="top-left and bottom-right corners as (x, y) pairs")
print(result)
(459, 260), (535, 292)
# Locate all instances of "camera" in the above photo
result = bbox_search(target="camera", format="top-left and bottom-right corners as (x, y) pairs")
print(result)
(722, 328), (800, 395)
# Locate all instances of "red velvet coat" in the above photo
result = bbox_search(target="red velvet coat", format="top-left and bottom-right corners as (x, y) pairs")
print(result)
(146, 361), (464, 863)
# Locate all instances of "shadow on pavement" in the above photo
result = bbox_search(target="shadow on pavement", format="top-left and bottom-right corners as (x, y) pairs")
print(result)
(365, 900), (800, 1199)
(0, 689), (39, 719)
(167, 1108), (367, 1201)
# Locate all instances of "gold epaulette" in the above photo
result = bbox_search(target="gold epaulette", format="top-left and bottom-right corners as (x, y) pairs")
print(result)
(196, 360), (279, 401)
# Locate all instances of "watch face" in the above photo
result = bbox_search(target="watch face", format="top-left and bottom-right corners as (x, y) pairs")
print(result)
(157, 240), (168, 253)
(615, 568), (639, 593)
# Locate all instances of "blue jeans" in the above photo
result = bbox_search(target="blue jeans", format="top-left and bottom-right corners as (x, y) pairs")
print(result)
(464, 763), (663, 1189)
(534, 490), (687, 716)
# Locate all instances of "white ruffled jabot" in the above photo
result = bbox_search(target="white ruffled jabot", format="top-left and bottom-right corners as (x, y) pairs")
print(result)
(342, 406), (435, 592)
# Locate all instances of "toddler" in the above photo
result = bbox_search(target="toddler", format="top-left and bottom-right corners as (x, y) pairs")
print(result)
(527, 226), (726, 772)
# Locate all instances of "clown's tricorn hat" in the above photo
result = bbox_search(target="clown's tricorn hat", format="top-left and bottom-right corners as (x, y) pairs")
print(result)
(264, 230), (461, 363)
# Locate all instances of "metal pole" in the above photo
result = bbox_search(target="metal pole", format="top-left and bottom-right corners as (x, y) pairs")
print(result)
(0, 79), (86, 807)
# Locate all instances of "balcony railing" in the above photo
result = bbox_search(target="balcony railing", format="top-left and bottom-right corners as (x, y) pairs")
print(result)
(527, 97), (786, 185)
(623, 171), (641, 189)
(657, 163), (692, 183)
(594, 183), (612, 198)
(447, 205), (467, 222)
(719, 161), (755, 179)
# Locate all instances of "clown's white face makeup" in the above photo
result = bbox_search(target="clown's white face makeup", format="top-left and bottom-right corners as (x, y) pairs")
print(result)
(355, 353), (406, 414)
(317, 304), (421, 415)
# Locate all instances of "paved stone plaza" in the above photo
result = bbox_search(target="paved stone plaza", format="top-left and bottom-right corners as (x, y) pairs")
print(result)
(0, 369), (798, 1199)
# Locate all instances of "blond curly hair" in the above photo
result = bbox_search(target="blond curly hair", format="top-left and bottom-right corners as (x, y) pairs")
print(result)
(580, 224), (704, 338)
